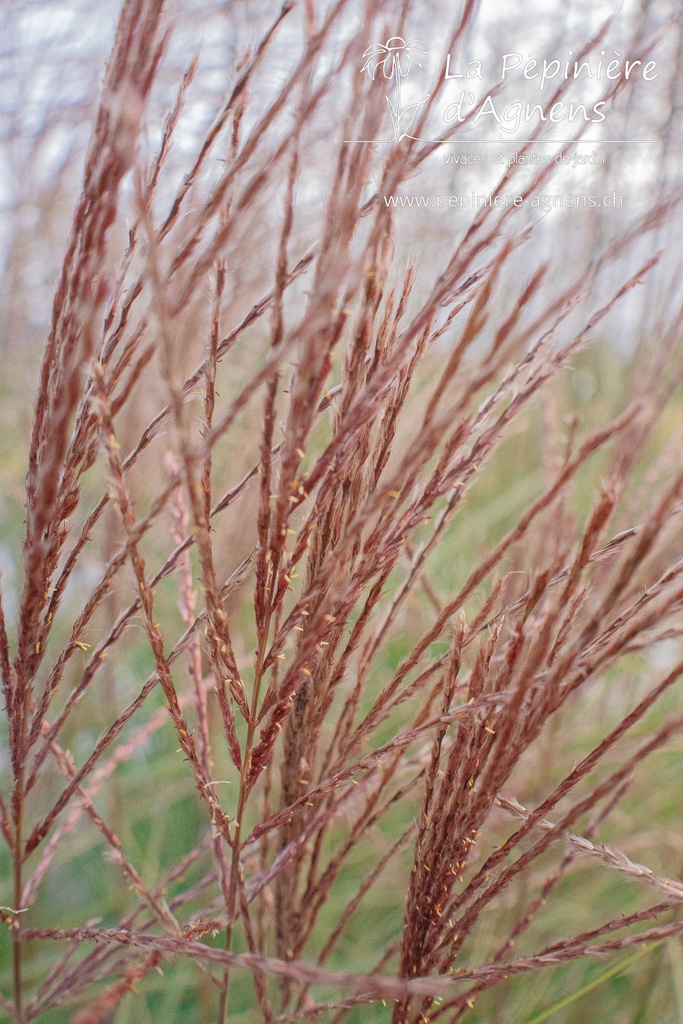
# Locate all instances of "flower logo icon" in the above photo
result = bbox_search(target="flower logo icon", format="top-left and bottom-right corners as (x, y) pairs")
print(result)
(361, 36), (428, 80)
(361, 36), (430, 141)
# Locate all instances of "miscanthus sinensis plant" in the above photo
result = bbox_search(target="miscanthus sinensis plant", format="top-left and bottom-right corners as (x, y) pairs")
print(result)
(2, 0), (683, 1021)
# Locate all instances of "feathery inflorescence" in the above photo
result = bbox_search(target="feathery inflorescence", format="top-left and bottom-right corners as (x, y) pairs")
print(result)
(2, 1), (683, 1022)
